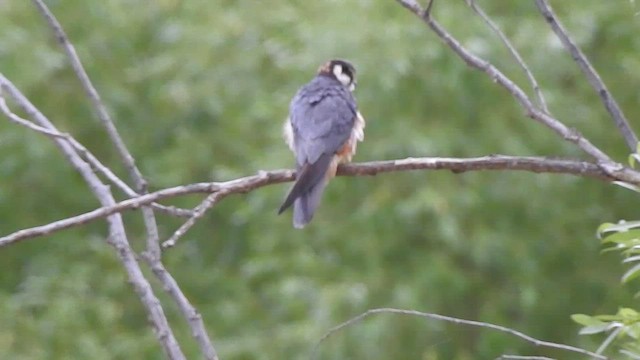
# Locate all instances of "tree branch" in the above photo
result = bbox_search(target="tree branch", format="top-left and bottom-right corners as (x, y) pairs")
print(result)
(534, 0), (638, 152)
(465, 0), (549, 113)
(162, 190), (231, 249)
(0, 73), (185, 359)
(31, 0), (149, 190)
(0, 155), (618, 247)
(312, 308), (607, 360)
(0, 82), (191, 218)
(394, 0), (612, 163)
(30, 3), (220, 357)
(143, 258), (219, 360)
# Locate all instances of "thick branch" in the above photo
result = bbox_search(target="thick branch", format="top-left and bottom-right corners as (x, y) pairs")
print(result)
(535, 0), (638, 152)
(313, 308), (607, 360)
(0, 155), (617, 246)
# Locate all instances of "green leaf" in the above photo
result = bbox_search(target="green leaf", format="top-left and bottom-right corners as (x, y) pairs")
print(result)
(598, 221), (640, 237)
(598, 222), (618, 239)
(600, 230), (640, 248)
(629, 153), (640, 168)
(618, 308), (640, 320)
(579, 322), (611, 335)
(622, 263), (640, 283)
(613, 181), (640, 193)
(572, 314), (607, 327)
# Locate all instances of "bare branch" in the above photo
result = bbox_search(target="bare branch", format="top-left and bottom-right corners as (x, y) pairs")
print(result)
(0, 83), (191, 218)
(30, 0), (171, 265)
(313, 308), (607, 360)
(596, 326), (623, 355)
(144, 259), (219, 360)
(31, 0), (148, 189)
(0, 74), (186, 360)
(534, 0), (638, 152)
(394, 0), (612, 164)
(496, 356), (555, 360)
(620, 350), (640, 359)
(465, 0), (549, 113)
(0, 155), (621, 246)
(162, 190), (230, 249)
(28, 5), (218, 356)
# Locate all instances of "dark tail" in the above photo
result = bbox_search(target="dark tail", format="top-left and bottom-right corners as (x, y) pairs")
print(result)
(278, 153), (333, 228)
(292, 180), (328, 228)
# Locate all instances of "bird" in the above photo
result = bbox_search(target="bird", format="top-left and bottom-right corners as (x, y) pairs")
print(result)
(278, 59), (365, 228)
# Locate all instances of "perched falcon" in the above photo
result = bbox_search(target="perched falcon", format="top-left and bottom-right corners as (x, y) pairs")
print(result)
(278, 59), (365, 228)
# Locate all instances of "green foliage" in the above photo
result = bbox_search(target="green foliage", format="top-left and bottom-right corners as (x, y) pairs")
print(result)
(572, 219), (640, 357)
(1, 0), (640, 359)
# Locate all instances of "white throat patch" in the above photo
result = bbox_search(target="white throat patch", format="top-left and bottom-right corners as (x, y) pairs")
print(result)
(332, 64), (352, 88)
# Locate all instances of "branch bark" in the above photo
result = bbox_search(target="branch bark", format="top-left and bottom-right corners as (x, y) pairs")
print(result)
(313, 308), (607, 360)
(0, 155), (618, 247)
(0, 85), (191, 218)
(394, 0), (640, 185)
(534, 0), (638, 152)
(0, 75), (185, 359)
(465, 0), (549, 113)
(30, 2), (219, 358)
(3, 2), (635, 358)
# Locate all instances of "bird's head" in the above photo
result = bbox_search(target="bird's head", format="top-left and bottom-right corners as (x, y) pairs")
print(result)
(318, 59), (357, 91)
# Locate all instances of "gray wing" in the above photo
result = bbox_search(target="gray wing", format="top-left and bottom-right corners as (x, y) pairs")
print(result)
(290, 85), (357, 166)
(277, 82), (357, 220)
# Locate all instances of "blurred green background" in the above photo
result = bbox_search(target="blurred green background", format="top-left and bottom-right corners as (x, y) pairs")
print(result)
(1, 0), (639, 359)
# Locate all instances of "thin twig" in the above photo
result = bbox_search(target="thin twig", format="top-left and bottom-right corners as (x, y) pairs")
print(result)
(30, 3), (218, 356)
(394, 0), (613, 164)
(596, 325), (622, 355)
(619, 350), (640, 359)
(162, 190), (231, 249)
(31, 0), (148, 189)
(0, 155), (623, 247)
(30, 0), (164, 259)
(496, 356), (555, 360)
(312, 308), (607, 360)
(0, 84), (191, 218)
(465, 0), (549, 113)
(143, 259), (219, 360)
(534, 0), (638, 152)
(0, 74), (185, 359)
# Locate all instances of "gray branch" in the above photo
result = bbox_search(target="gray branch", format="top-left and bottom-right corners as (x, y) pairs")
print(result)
(394, 0), (611, 163)
(465, 0), (549, 113)
(0, 75), (185, 359)
(535, 0), (638, 152)
(313, 308), (606, 360)
(0, 155), (620, 247)
(30, 2), (219, 358)
(0, 86), (191, 218)
(31, 0), (148, 188)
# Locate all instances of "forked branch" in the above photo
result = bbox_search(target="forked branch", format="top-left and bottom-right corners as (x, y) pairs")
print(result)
(535, 0), (638, 152)
(0, 155), (619, 247)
